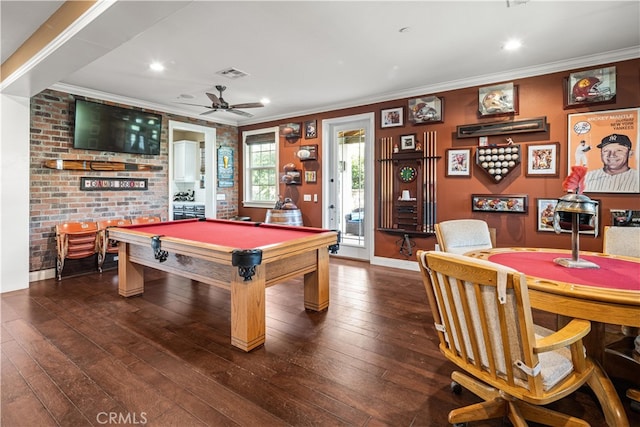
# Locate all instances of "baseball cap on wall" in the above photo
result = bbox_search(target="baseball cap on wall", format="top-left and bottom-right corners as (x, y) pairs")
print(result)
(597, 133), (632, 149)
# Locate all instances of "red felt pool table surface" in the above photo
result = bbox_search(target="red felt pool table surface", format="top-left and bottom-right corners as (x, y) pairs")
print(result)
(118, 218), (332, 249)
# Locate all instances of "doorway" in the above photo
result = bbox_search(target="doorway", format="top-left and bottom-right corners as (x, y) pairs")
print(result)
(168, 121), (216, 219)
(322, 113), (374, 261)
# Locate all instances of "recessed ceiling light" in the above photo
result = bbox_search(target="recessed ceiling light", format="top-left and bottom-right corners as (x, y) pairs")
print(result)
(149, 62), (165, 72)
(503, 39), (522, 51)
(260, 97), (271, 105)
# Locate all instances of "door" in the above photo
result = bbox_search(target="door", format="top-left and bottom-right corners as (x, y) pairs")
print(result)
(168, 121), (216, 219)
(322, 113), (374, 260)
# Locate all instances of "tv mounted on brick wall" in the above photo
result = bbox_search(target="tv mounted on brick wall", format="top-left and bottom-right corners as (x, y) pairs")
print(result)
(73, 99), (162, 155)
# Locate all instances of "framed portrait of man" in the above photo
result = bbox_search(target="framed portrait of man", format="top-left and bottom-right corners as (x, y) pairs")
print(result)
(567, 108), (639, 193)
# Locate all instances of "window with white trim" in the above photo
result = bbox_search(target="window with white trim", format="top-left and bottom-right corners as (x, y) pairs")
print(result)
(242, 127), (278, 208)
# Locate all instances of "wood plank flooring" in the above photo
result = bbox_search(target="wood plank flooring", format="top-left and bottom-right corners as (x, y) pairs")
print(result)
(2, 258), (638, 426)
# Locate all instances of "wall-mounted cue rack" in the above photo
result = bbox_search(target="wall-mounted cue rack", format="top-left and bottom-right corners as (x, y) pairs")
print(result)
(378, 132), (439, 236)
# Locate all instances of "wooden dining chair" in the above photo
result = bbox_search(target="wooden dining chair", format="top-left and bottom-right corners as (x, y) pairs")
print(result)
(55, 221), (99, 280)
(434, 219), (495, 254)
(131, 216), (161, 225)
(603, 225), (640, 411)
(96, 218), (131, 272)
(603, 226), (640, 258)
(417, 250), (628, 427)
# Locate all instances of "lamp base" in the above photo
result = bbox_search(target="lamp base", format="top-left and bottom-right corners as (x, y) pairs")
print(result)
(553, 257), (600, 269)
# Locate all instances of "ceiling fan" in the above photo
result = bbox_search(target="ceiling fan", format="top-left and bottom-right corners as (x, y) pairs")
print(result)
(179, 85), (263, 117)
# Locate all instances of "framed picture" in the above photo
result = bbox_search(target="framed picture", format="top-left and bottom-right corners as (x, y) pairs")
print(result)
(610, 209), (640, 227)
(408, 96), (443, 124)
(568, 107), (639, 193)
(381, 107), (404, 128)
(564, 66), (616, 108)
(526, 142), (559, 177)
(538, 198), (601, 235)
(304, 170), (317, 183)
(446, 148), (471, 177)
(304, 120), (317, 139)
(471, 194), (527, 213)
(280, 170), (302, 185)
(478, 82), (518, 116)
(280, 123), (301, 143)
(400, 134), (416, 150)
(536, 198), (558, 232)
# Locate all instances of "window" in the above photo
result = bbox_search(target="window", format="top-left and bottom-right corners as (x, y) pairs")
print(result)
(243, 127), (278, 208)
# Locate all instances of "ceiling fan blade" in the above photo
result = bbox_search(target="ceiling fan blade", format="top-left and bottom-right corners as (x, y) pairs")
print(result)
(176, 102), (212, 108)
(230, 102), (264, 109)
(200, 109), (218, 116)
(206, 92), (221, 105)
(227, 108), (253, 117)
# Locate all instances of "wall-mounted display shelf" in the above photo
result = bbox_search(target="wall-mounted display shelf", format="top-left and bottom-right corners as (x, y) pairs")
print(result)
(378, 132), (440, 236)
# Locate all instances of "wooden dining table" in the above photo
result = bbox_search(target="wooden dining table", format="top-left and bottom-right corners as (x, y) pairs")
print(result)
(465, 247), (640, 366)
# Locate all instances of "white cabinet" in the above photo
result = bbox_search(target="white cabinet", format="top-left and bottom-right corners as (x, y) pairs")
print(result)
(173, 140), (198, 182)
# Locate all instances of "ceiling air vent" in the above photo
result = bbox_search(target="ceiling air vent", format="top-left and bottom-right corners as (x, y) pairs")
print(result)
(216, 67), (249, 79)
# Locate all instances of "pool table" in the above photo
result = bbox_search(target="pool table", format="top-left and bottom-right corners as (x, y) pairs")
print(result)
(108, 218), (339, 351)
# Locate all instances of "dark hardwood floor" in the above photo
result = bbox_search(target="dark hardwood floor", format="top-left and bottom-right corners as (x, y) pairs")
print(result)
(2, 258), (638, 426)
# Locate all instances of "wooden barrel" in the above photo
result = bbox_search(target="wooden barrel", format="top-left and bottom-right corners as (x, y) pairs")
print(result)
(265, 209), (303, 226)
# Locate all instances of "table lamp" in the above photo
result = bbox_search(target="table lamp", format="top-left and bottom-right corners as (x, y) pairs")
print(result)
(552, 166), (599, 269)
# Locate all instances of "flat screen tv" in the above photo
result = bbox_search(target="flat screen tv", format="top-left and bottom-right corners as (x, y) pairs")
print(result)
(73, 99), (162, 155)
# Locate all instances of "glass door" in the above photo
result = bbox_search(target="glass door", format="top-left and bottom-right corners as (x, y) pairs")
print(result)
(323, 114), (373, 260)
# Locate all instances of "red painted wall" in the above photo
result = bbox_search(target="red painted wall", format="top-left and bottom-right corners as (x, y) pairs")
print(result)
(239, 59), (640, 260)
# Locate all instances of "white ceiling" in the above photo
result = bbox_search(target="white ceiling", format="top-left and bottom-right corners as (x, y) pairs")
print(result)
(2, 1), (639, 126)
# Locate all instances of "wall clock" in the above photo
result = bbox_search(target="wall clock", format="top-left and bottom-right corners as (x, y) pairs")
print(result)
(399, 165), (417, 183)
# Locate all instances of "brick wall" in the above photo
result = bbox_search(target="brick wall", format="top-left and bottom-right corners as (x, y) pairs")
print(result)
(30, 89), (238, 272)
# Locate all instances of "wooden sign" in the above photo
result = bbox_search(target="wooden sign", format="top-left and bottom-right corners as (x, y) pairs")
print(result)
(80, 177), (148, 191)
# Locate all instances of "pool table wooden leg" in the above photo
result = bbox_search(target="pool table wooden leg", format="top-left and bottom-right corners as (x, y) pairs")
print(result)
(231, 265), (266, 351)
(118, 243), (144, 297)
(304, 248), (330, 311)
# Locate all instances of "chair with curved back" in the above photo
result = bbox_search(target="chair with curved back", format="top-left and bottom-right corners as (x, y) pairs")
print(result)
(434, 219), (496, 254)
(603, 225), (640, 411)
(131, 216), (161, 225)
(417, 250), (628, 426)
(603, 225), (640, 258)
(55, 221), (99, 280)
(96, 218), (131, 272)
